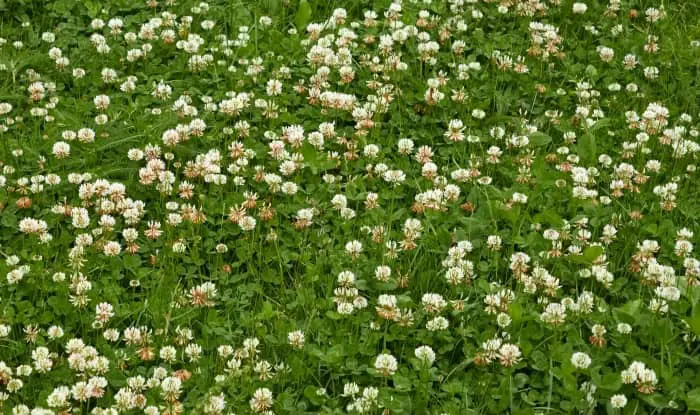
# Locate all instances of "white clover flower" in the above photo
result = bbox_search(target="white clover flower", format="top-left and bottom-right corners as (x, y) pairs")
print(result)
(571, 352), (592, 369)
(374, 353), (398, 376)
(610, 394), (627, 408)
(249, 388), (273, 412)
(414, 346), (435, 365)
(572, 2), (587, 14)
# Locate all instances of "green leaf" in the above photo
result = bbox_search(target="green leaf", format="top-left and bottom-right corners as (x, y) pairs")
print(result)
(295, 0), (312, 31)
(303, 385), (325, 405)
(614, 299), (642, 325)
(533, 210), (564, 227)
(582, 245), (603, 262)
(577, 133), (597, 163)
(640, 393), (668, 409)
(589, 117), (612, 132)
(84, 0), (101, 18)
(495, 204), (519, 225)
(510, 302), (523, 323)
(1, 210), (17, 228)
(392, 373), (412, 391)
(585, 65), (598, 80)
(514, 373), (529, 388)
(687, 309), (700, 337)
(569, 245), (603, 264)
(441, 380), (465, 394)
(529, 132), (552, 147)
(687, 388), (700, 411)
(597, 373), (621, 391)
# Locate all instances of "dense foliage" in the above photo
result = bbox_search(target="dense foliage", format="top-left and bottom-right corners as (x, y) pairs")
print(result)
(0, 0), (699, 413)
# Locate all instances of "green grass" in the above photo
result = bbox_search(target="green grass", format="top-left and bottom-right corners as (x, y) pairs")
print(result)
(0, 0), (699, 413)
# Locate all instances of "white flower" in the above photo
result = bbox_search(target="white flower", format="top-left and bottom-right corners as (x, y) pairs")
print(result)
(572, 3), (588, 14)
(52, 142), (70, 159)
(287, 331), (305, 349)
(103, 241), (122, 256)
(239, 216), (257, 231)
(512, 192), (528, 204)
(571, 352), (591, 369)
(426, 316), (449, 331)
(345, 240), (363, 258)
(374, 353), (398, 376)
(610, 394), (627, 408)
(414, 346), (435, 365)
(259, 16), (272, 26)
(266, 79), (282, 96)
(249, 388), (273, 412)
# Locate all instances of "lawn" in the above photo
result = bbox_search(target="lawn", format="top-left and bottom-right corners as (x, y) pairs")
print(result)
(0, 0), (700, 413)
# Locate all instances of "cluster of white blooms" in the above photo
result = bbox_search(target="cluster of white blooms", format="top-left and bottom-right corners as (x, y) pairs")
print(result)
(621, 361), (658, 394)
(571, 352), (592, 369)
(0, 0), (697, 412)
(333, 271), (367, 315)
